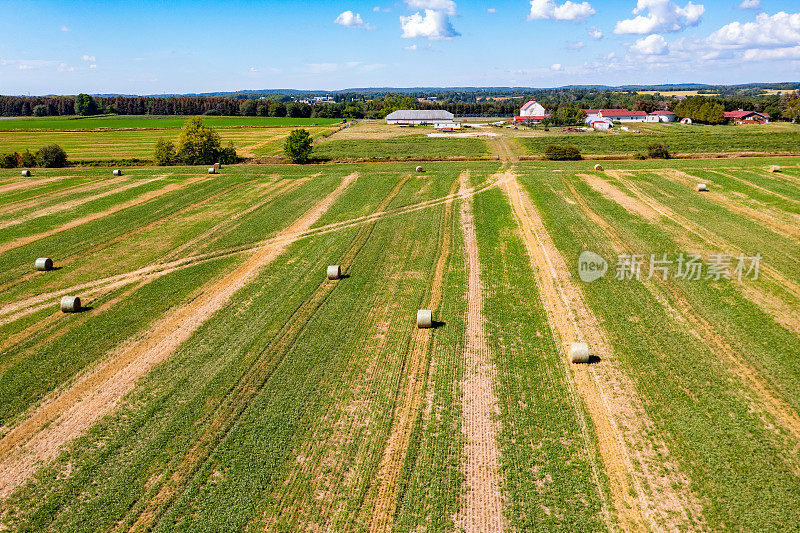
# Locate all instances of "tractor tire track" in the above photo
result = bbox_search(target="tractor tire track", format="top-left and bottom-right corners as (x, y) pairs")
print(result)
(0, 173), (358, 501)
(456, 172), (503, 533)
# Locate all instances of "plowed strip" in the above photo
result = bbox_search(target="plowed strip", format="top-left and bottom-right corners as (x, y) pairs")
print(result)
(0, 172), (358, 500)
(456, 173), (503, 532)
(505, 175), (707, 531)
(0, 176), (206, 255)
(0, 176), (113, 216)
(0, 176), (70, 195)
(368, 177), (459, 533)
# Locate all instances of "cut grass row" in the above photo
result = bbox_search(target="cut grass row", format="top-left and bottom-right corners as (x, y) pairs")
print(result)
(311, 136), (494, 161)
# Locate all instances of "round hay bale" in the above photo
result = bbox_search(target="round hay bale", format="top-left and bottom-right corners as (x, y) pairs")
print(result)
(35, 257), (53, 271)
(697, 183), (708, 192)
(60, 296), (81, 313)
(417, 309), (433, 329)
(327, 265), (341, 280)
(570, 342), (590, 363)
(594, 164), (604, 171)
(21, 170), (31, 177)
(213, 162), (221, 170)
(768, 165), (781, 173)
(416, 166), (424, 173)
(208, 167), (216, 174)
(113, 169), (122, 176)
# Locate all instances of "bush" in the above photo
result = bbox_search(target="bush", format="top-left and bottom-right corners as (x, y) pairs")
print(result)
(33, 105), (47, 117)
(176, 116), (223, 165)
(0, 152), (20, 168)
(20, 150), (36, 167)
(154, 138), (176, 166)
(219, 142), (238, 165)
(647, 142), (671, 159)
(544, 144), (582, 161)
(284, 129), (313, 163)
(633, 152), (647, 160)
(36, 144), (68, 167)
(202, 108), (221, 116)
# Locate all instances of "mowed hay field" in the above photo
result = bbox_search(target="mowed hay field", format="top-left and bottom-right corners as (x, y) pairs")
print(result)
(1, 157), (800, 530)
(0, 115), (343, 161)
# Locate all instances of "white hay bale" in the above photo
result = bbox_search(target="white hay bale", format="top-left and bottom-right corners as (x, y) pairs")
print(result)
(570, 342), (590, 363)
(35, 257), (53, 271)
(208, 167), (216, 174)
(416, 166), (424, 173)
(113, 169), (122, 176)
(594, 164), (604, 171)
(768, 165), (781, 173)
(697, 183), (708, 192)
(213, 162), (221, 170)
(60, 296), (81, 313)
(327, 265), (341, 280)
(417, 309), (433, 328)
(21, 170), (31, 177)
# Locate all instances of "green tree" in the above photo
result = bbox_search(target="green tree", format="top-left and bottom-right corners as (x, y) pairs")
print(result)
(36, 144), (68, 167)
(283, 129), (313, 163)
(20, 150), (36, 167)
(33, 105), (47, 117)
(270, 102), (287, 117)
(647, 142), (671, 159)
(0, 152), (20, 168)
(176, 116), (222, 165)
(239, 99), (258, 116)
(74, 93), (98, 116)
(154, 138), (176, 165)
(343, 104), (364, 119)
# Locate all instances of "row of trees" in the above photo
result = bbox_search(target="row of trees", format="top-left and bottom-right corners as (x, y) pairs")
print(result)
(2, 89), (800, 121)
(0, 145), (68, 168)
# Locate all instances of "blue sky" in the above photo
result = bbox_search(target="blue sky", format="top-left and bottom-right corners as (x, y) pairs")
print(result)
(1, 0), (798, 94)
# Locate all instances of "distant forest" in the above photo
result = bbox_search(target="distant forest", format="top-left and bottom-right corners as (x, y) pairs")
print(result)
(1, 86), (799, 121)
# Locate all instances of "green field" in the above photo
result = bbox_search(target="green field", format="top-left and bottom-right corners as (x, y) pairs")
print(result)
(513, 122), (800, 156)
(0, 115), (342, 130)
(311, 136), (493, 161)
(1, 156), (800, 530)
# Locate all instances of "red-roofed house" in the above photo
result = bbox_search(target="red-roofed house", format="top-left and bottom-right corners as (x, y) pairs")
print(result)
(724, 109), (770, 125)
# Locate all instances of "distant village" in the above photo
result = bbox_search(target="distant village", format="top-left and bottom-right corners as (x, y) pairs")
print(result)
(384, 99), (771, 131)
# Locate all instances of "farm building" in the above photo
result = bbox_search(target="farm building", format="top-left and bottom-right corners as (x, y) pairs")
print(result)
(646, 111), (677, 122)
(725, 109), (770, 125)
(385, 110), (454, 125)
(513, 100), (550, 124)
(434, 122), (462, 130)
(585, 109), (649, 123)
(591, 118), (614, 130)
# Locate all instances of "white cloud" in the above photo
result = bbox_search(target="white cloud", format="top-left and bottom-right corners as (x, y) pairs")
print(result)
(529, 0), (595, 21)
(57, 63), (75, 72)
(335, 10), (372, 29)
(487, 7), (497, 13)
(89, 64), (97, 69)
(82, 54), (95, 62)
(374, 5), (390, 12)
(404, 44), (419, 50)
(629, 33), (668, 54)
(60, 26), (69, 32)
(401, 9), (460, 39)
(249, 67), (258, 72)
(550, 63), (563, 70)
(405, 0), (457, 15)
(708, 12), (800, 48)
(614, 0), (705, 34)
(567, 40), (586, 49)
(742, 46), (800, 60)
(588, 26), (603, 39)
(738, 0), (760, 9)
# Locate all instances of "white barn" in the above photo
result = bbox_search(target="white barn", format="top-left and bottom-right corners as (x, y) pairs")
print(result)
(385, 110), (454, 125)
(519, 100), (546, 117)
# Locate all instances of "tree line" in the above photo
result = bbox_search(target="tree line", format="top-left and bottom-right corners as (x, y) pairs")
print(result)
(2, 89), (799, 122)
